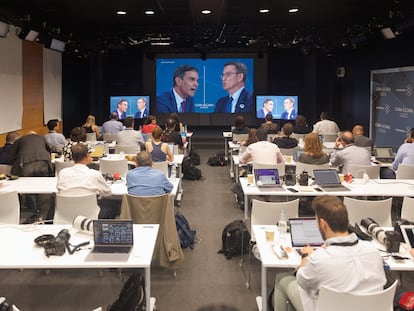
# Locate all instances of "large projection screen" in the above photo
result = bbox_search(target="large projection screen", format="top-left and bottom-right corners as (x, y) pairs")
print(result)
(371, 66), (414, 151)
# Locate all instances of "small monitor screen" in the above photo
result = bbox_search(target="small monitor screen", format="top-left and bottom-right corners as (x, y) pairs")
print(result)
(256, 95), (298, 120)
(110, 96), (150, 120)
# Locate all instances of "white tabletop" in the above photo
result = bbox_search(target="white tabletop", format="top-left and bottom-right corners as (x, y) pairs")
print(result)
(0, 176), (180, 197)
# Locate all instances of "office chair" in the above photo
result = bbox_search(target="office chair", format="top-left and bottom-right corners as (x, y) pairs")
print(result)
(396, 164), (414, 179)
(152, 161), (169, 177)
(0, 191), (20, 224)
(317, 280), (398, 311)
(99, 157), (129, 178)
(54, 193), (99, 224)
(252, 162), (285, 177)
(347, 164), (380, 179)
(115, 144), (140, 154)
(343, 197), (392, 227)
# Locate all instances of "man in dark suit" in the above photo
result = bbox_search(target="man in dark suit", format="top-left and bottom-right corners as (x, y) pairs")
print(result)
(257, 98), (274, 118)
(113, 99), (128, 120)
(157, 64), (199, 113)
(280, 97), (297, 120)
(134, 97), (149, 119)
(215, 62), (253, 113)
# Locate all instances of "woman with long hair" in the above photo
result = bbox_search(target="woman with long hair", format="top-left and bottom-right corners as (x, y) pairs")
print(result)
(298, 133), (329, 164)
(82, 115), (101, 140)
(142, 115), (159, 134)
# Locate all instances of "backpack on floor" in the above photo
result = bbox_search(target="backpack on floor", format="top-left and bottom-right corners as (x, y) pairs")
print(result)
(207, 151), (227, 166)
(218, 220), (251, 259)
(188, 148), (201, 166)
(175, 211), (197, 249)
(182, 156), (202, 180)
(108, 272), (145, 311)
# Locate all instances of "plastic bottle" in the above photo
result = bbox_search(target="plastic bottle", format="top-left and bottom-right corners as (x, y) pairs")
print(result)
(278, 210), (287, 234)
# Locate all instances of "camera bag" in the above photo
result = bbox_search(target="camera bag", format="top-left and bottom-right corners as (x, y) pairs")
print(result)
(108, 272), (145, 311)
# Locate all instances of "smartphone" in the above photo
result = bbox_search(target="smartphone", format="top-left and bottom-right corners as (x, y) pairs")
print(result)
(287, 187), (299, 193)
(314, 187), (323, 192)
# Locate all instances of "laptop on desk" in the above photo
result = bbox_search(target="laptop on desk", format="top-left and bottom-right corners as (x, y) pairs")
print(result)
(313, 169), (351, 192)
(373, 147), (395, 163)
(253, 168), (284, 191)
(85, 219), (134, 262)
(289, 217), (324, 248)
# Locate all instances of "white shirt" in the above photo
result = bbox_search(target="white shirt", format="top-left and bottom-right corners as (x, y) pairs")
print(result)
(116, 128), (144, 146)
(229, 87), (244, 113)
(312, 119), (340, 135)
(297, 234), (386, 311)
(240, 140), (284, 165)
(173, 88), (185, 112)
(57, 163), (111, 197)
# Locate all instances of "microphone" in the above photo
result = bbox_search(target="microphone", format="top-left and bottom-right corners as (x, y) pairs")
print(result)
(72, 216), (94, 234)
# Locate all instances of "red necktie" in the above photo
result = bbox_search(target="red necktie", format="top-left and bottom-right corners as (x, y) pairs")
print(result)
(181, 101), (186, 113)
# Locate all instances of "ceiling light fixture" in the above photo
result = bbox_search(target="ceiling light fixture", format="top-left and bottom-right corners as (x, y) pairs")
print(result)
(145, 10), (155, 15)
(259, 9), (270, 14)
(289, 8), (299, 13)
(201, 10), (211, 15)
(116, 11), (127, 15)
(18, 28), (40, 42)
(380, 27), (396, 39)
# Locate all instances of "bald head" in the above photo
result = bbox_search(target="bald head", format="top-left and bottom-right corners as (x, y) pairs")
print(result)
(339, 131), (354, 145)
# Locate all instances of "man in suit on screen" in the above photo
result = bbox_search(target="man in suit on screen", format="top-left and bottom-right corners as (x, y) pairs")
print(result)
(156, 64), (199, 113)
(215, 61), (253, 113)
(113, 99), (128, 120)
(280, 97), (297, 120)
(257, 98), (274, 119)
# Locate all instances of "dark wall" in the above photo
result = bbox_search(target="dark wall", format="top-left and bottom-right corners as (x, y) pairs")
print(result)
(62, 33), (414, 135)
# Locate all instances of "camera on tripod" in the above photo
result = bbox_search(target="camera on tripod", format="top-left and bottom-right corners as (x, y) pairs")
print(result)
(360, 218), (400, 253)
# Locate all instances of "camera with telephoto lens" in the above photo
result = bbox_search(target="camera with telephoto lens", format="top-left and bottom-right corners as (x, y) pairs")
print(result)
(360, 218), (400, 253)
(43, 229), (70, 257)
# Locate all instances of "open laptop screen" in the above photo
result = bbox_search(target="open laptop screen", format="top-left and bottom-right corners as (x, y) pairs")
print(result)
(254, 168), (280, 187)
(93, 220), (134, 246)
(290, 217), (324, 247)
(313, 169), (341, 186)
(373, 147), (394, 158)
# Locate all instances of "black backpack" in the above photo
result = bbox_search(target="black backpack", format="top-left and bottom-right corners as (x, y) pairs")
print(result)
(108, 272), (145, 311)
(182, 156), (202, 180)
(218, 220), (251, 259)
(188, 148), (201, 166)
(175, 211), (197, 249)
(207, 151), (227, 166)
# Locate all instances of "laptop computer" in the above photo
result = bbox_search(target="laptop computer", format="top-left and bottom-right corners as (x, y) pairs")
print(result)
(253, 168), (284, 190)
(373, 147), (394, 163)
(90, 143), (104, 159)
(400, 225), (414, 248)
(289, 217), (324, 247)
(85, 219), (134, 261)
(313, 169), (351, 192)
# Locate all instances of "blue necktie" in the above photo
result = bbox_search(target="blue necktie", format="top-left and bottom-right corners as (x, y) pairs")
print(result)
(226, 96), (233, 113)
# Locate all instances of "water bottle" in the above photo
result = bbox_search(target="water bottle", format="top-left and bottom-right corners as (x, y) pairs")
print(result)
(278, 210), (287, 234)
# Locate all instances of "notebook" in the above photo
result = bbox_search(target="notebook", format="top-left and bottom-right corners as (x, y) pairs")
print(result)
(85, 220), (134, 262)
(400, 225), (414, 248)
(373, 147), (394, 163)
(289, 217), (324, 247)
(313, 169), (350, 192)
(253, 168), (283, 190)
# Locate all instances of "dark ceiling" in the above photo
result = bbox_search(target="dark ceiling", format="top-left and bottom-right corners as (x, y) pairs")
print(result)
(1, 0), (414, 56)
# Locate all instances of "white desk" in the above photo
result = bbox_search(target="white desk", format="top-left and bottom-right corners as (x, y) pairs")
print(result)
(240, 177), (414, 219)
(0, 224), (159, 311)
(0, 177), (179, 198)
(223, 132), (232, 161)
(252, 225), (414, 311)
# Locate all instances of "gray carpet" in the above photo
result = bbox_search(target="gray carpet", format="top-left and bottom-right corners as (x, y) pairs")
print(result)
(0, 148), (264, 311)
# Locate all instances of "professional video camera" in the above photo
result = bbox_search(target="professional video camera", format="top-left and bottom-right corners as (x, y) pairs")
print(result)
(360, 218), (400, 253)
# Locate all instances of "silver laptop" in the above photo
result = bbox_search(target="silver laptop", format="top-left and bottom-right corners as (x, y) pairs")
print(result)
(85, 219), (134, 262)
(253, 168), (284, 190)
(373, 147), (394, 163)
(400, 225), (414, 248)
(313, 169), (350, 192)
(289, 217), (324, 247)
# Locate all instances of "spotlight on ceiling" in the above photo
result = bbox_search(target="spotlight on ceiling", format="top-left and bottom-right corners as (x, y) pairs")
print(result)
(289, 8), (299, 13)
(0, 20), (10, 38)
(380, 27), (396, 40)
(18, 28), (40, 42)
(45, 38), (66, 52)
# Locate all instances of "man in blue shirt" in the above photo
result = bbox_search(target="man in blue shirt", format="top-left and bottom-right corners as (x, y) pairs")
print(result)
(126, 151), (173, 196)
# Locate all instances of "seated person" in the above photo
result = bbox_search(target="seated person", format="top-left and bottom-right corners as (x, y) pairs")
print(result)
(260, 113), (279, 134)
(57, 143), (118, 219)
(44, 119), (66, 153)
(102, 112), (124, 134)
(239, 128), (284, 165)
(144, 127), (173, 162)
(243, 128), (258, 147)
(142, 115), (159, 134)
(169, 112), (185, 133)
(116, 116), (145, 150)
(232, 115), (249, 134)
(161, 118), (184, 151)
(352, 124), (373, 147)
(298, 133), (329, 164)
(63, 127), (88, 161)
(293, 115), (312, 134)
(126, 151), (173, 196)
(330, 131), (371, 174)
(0, 131), (19, 164)
(274, 196), (386, 311)
(82, 115), (102, 140)
(273, 123), (298, 149)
